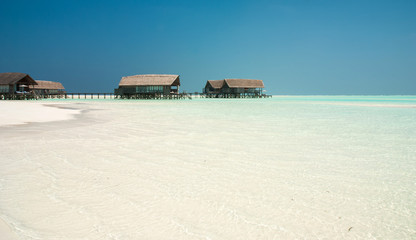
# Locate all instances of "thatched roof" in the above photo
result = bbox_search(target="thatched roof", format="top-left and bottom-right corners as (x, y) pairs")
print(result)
(0, 72), (37, 85)
(30, 80), (65, 90)
(119, 74), (180, 87)
(224, 79), (264, 88)
(206, 80), (225, 89)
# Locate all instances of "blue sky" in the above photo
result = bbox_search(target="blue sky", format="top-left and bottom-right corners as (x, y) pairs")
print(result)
(1, 0), (415, 94)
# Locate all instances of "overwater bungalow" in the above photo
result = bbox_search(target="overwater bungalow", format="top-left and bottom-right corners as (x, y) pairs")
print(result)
(30, 80), (66, 98)
(204, 80), (225, 94)
(203, 79), (266, 98)
(0, 72), (37, 99)
(114, 74), (184, 99)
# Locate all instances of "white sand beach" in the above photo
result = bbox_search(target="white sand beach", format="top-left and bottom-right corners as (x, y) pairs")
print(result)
(0, 97), (415, 239)
(0, 101), (82, 239)
(0, 101), (81, 127)
(0, 217), (18, 240)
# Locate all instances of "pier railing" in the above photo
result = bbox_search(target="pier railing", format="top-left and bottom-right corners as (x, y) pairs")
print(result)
(197, 93), (272, 98)
(64, 93), (115, 99)
(1, 92), (272, 100)
(115, 93), (192, 100)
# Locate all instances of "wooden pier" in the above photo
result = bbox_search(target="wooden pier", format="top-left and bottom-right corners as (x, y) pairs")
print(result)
(200, 93), (272, 98)
(64, 93), (115, 99)
(114, 93), (192, 100)
(0, 93), (116, 100)
(0, 93), (36, 100)
(1, 92), (271, 100)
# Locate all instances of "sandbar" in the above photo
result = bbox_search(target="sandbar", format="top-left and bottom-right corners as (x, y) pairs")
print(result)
(0, 101), (81, 127)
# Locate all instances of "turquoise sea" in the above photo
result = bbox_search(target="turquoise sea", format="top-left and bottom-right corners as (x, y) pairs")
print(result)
(0, 96), (415, 239)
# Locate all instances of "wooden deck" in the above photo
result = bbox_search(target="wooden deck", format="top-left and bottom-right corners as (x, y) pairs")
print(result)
(0, 93), (37, 100)
(0, 93), (115, 100)
(1, 92), (271, 100)
(200, 93), (272, 98)
(115, 93), (192, 100)
(64, 93), (115, 99)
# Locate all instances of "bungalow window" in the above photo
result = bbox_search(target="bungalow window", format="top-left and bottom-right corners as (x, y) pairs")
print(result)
(0, 85), (9, 93)
(136, 86), (164, 93)
(153, 86), (163, 93)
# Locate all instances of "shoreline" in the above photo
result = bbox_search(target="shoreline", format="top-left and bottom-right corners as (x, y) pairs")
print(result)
(0, 101), (82, 127)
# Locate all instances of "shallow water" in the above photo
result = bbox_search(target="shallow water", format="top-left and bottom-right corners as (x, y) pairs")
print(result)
(1, 96), (415, 239)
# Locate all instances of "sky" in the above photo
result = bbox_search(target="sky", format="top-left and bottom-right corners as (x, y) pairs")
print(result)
(0, 0), (415, 94)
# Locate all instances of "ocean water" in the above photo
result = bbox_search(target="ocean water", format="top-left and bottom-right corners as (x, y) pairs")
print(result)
(0, 96), (415, 239)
